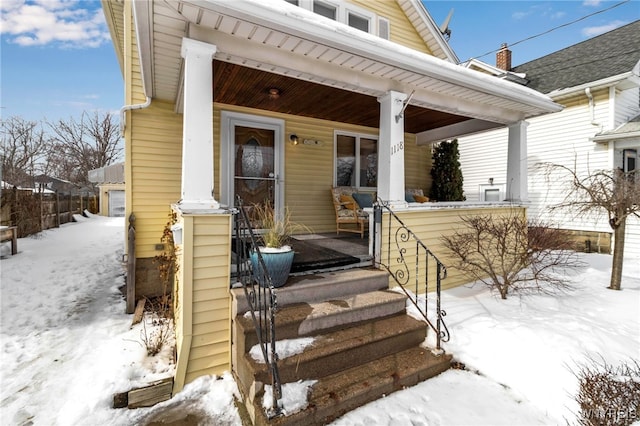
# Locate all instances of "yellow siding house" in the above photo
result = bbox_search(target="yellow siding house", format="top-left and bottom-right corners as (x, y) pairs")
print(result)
(102, 0), (561, 406)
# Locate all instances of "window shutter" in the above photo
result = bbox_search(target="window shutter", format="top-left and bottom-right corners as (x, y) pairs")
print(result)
(378, 17), (390, 40)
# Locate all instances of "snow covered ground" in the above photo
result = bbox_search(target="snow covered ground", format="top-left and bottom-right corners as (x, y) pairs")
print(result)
(1, 215), (638, 425)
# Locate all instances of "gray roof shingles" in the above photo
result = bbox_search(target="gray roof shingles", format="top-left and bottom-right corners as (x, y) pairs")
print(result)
(512, 20), (640, 94)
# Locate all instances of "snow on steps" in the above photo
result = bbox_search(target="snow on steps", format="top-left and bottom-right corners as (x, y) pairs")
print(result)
(231, 268), (452, 426)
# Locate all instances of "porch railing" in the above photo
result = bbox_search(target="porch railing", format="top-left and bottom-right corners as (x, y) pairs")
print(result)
(373, 200), (450, 352)
(232, 197), (282, 418)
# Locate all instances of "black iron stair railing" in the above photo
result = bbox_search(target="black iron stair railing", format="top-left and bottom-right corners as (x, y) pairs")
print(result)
(232, 197), (282, 418)
(373, 200), (450, 352)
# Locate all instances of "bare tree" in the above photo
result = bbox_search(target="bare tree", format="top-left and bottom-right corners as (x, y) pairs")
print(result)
(442, 210), (584, 299)
(0, 116), (51, 187)
(47, 112), (122, 186)
(540, 163), (640, 290)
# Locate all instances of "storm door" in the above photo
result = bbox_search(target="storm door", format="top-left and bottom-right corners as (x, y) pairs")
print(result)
(234, 126), (281, 223)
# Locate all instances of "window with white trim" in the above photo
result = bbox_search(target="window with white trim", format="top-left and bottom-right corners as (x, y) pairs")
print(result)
(347, 11), (369, 32)
(479, 183), (506, 202)
(313, 0), (337, 20)
(334, 132), (378, 188)
(291, 0), (381, 36)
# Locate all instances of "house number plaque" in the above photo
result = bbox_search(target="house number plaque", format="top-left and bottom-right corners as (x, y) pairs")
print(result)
(391, 141), (404, 156)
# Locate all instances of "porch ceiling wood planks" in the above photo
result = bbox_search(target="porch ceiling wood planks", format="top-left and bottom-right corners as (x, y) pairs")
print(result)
(213, 61), (467, 133)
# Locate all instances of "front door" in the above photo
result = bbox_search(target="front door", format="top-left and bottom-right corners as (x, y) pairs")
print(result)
(233, 125), (280, 222)
(220, 112), (285, 220)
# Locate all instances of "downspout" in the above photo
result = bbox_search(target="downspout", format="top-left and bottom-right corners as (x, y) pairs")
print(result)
(119, 97), (151, 133)
(119, 1), (151, 134)
(585, 87), (600, 127)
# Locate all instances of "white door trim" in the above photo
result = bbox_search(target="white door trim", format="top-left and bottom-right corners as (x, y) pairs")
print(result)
(220, 111), (285, 214)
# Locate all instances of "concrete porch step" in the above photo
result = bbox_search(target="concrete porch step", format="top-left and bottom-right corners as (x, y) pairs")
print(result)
(244, 313), (427, 385)
(236, 290), (408, 349)
(256, 346), (453, 426)
(232, 268), (390, 314)
(232, 267), (452, 426)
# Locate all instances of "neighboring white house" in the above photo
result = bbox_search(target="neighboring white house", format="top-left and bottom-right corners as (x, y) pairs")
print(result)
(457, 20), (640, 260)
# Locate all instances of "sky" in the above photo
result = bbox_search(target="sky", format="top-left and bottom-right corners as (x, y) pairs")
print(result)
(1, 213), (638, 424)
(1, 0), (639, 123)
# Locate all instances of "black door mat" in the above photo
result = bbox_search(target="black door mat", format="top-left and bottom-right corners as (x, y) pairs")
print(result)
(290, 238), (361, 273)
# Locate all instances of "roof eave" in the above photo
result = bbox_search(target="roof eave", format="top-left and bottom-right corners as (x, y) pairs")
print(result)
(593, 130), (640, 143)
(201, 0), (561, 118)
(547, 69), (640, 100)
(101, 0), (124, 77)
(401, 0), (460, 64)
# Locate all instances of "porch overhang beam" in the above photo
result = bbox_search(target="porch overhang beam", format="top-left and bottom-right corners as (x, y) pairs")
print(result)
(184, 24), (528, 125)
(416, 119), (503, 145)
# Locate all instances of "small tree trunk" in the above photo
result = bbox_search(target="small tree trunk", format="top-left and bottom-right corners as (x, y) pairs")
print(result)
(499, 284), (508, 299)
(609, 219), (626, 290)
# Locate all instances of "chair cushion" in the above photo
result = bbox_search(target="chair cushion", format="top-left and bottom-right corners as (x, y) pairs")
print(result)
(405, 191), (416, 203)
(340, 194), (356, 209)
(352, 192), (373, 209)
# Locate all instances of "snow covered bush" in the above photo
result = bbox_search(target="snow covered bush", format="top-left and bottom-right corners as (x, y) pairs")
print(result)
(441, 210), (584, 299)
(575, 358), (640, 426)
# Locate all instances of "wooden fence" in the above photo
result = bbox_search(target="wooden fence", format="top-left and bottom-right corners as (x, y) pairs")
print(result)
(1, 188), (99, 238)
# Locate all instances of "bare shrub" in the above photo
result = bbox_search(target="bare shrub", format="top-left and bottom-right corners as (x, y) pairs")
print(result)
(574, 358), (640, 426)
(140, 214), (178, 356)
(442, 210), (584, 299)
(140, 312), (173, 357)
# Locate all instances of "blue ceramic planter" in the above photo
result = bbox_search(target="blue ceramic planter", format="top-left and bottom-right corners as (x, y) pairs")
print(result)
(249, 248), (295, 288)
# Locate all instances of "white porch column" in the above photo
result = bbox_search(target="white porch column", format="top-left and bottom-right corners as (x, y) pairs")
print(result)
(179, 38), (219, 210)
(378, 90), (408, 208)
(506, 120), (529, 202)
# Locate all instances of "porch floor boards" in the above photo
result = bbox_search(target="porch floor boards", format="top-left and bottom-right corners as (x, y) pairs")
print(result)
(232, 268), (452, 426)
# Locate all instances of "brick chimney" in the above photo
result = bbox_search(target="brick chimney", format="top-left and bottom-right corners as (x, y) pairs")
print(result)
(496, 43), (512, 71)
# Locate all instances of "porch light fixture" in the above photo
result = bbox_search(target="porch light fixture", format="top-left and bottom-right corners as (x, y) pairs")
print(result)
(489, 177), (494, 185)
(268, 88), (281, 100)
(290, 134), (299, 145)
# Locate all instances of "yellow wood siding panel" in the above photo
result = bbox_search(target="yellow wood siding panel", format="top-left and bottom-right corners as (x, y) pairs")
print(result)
(187, 214), (232, 382)
(189, 342), (229, 360)
(193, 288), (233, 304)
(381, 206), (526, 290)
(349, 0), (432, 54)
(129, 102), (182, 258)
(191, 329), (231, 348)
(173, 213), (232, 393)
(404, 133), (432, 192)
(193, 309), (231, 326)
(184, 351), (229, 384)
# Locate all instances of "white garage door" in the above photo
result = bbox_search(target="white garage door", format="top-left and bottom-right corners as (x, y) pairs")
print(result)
(108, 190), (125, 217)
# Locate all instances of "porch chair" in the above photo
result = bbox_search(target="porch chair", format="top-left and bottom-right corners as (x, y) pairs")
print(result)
(330, 187), (369, 238)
